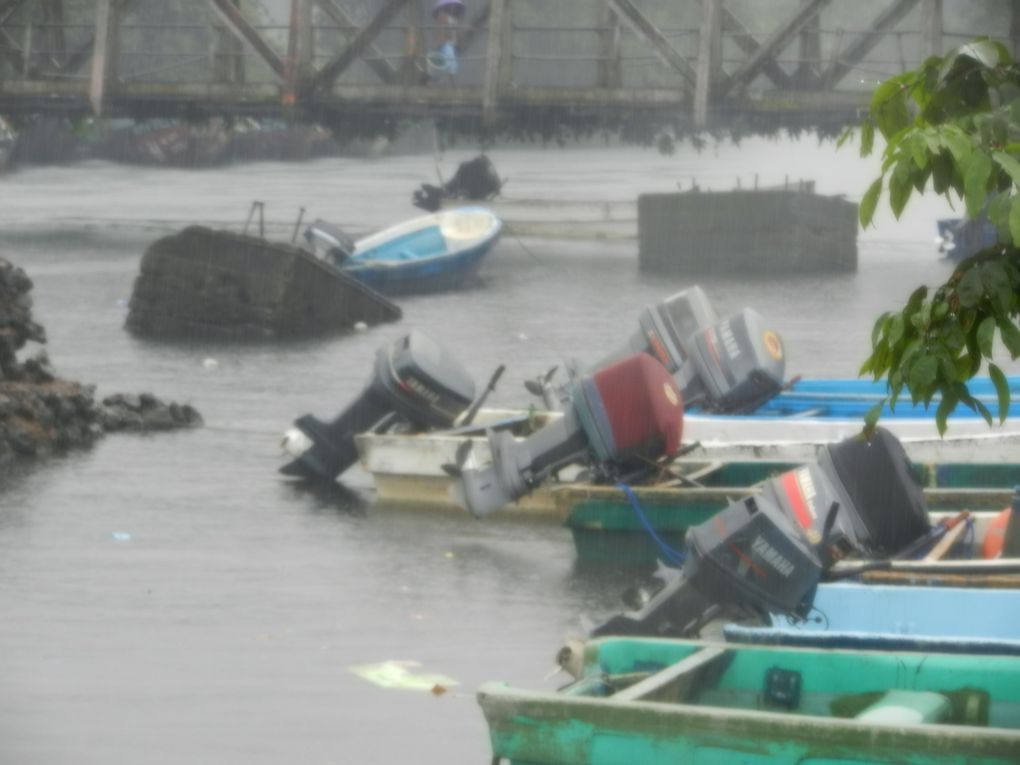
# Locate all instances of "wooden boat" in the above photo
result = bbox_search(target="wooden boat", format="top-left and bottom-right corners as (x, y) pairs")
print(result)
(355, 374), (1020, 512)
(724, 583), (1020, 655)
(478, 637), (1020, 765)
(558, 461), (1020, 564)
(306, 206), (502, 294)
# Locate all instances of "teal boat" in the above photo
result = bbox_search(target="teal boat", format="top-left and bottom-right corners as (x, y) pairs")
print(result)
(725, 583), (1020, 655)
(558, 460), (1020, 565)
(478, 638), (1020, 765)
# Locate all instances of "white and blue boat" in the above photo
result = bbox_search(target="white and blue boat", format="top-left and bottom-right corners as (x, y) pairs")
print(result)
(304, 206), (502, 294)
(724, 583), (1020, 656)
(936, 216), (998, 261)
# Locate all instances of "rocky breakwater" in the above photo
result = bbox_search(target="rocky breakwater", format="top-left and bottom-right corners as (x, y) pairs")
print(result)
(0, 257), (201, 466)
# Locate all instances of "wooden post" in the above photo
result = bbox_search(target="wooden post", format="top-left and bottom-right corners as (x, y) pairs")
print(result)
(920, 0), (942, 59)
(89, 0), (118, 116)
(482, 0), (510, 124)
(693, 0), (722, 128)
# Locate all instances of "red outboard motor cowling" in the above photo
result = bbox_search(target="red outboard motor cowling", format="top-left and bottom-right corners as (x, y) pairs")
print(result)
(455, 353), (683, 518)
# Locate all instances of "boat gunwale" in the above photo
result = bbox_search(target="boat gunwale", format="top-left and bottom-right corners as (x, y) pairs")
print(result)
(478, 681), (1020, 760)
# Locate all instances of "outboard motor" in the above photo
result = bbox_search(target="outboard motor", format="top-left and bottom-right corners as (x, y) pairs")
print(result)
(304, 220), (357, 267)
(531, 290), (785, 415)
(280, 331), (475, 482)
(682, 308), (786, 413)
(532, 287), (717, 409)
(454, 353), (684, 518)
(593, 428), (930, 637)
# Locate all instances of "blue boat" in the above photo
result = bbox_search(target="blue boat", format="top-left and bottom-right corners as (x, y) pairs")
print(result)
(936, 216), (998, 261)
(725, 583), (1020, 655)
(305, 206), (502, 294)
(743, 374), (1020, 421)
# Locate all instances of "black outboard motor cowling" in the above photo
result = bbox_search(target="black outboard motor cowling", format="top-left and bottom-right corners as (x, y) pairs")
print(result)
(593, 428), (931, 638)
(457, 353), (684, 518)
(280, 331), (475, 482)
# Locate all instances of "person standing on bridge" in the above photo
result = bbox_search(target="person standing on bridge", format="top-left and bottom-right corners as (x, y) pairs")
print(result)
(430, 0), (465, 83)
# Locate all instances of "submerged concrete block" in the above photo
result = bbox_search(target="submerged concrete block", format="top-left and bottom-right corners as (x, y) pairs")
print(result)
(126, 226), (401, 339)
(638, 190), (858, 274)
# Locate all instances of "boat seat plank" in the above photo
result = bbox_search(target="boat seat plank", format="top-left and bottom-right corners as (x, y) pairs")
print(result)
(612, 645), (730, 703)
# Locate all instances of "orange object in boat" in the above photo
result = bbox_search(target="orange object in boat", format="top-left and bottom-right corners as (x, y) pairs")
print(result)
(982, 507), (1013, 559)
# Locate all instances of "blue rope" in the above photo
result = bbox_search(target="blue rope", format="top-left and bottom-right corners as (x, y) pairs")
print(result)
(616, 482), (686, 566)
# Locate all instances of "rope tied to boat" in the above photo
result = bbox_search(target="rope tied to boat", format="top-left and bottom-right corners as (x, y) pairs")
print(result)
(616, 482), (686, 566)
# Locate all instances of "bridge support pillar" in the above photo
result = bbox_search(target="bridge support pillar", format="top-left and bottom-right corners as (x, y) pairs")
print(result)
(482, 0), (511, 125)
(284, 0), (314, 104)
(89, 0), (119, 116)
(694, 0), (722, 128)
(598, 5), (622, 89)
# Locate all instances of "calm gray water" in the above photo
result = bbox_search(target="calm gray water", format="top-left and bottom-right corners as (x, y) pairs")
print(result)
(0, 136), (963, 764)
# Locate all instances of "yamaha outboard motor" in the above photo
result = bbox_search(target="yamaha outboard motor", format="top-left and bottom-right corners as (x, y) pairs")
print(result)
(454, 353), (684, 518)
(281, 331), (475, 482)
(304, 220), (357, 267)
(682, 308), (786, 413)
(531, 289), (785, 416)
(532, 287), (717, 410)
(593, 428), (930, 637)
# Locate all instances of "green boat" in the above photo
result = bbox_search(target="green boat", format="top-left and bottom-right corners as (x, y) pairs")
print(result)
(558, 460), (1020, 564)
(479, 638), (1020, 765)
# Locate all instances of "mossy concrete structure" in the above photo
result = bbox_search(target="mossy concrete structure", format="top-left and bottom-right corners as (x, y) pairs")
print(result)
(126, 226), (401, 340)
(638, 188), (858, 274)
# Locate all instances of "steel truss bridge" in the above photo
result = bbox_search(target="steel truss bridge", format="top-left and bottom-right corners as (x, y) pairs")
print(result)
(0, 0), (1018, 135)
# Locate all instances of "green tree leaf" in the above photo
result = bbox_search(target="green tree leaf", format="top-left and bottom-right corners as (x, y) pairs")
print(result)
(976, 315), (997, 357)
(993, 150), (1020, 186)
(863, 400), (885, 438)
(964, 151), (992, 218)
(999, 318), (1020, 357)
(935, 390), (958, 435)
(1010, 196), (1020, 246)
(859, 178), (882, 228)
(957, 266), (985, 307)
(908, 354), (938, 391)
(988, 362), (1011, 423)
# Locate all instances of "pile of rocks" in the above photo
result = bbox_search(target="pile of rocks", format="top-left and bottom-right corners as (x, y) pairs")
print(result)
(0, 256), (202, 466)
